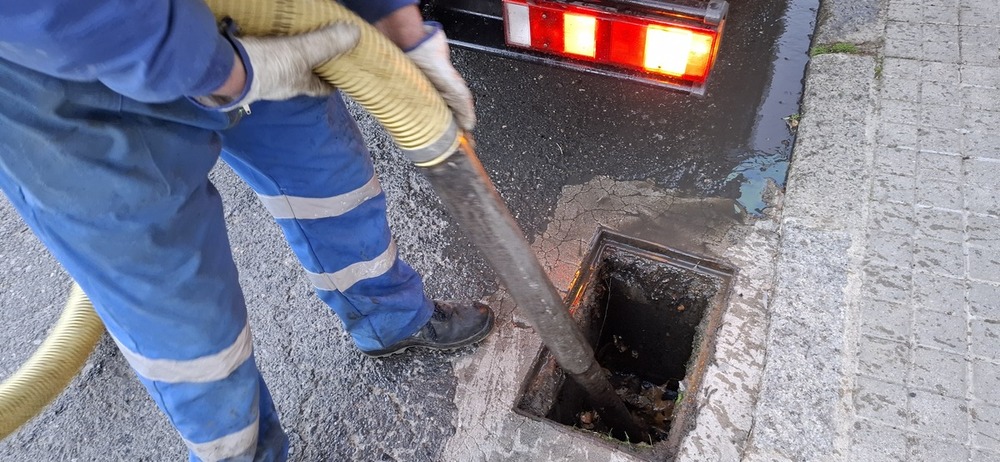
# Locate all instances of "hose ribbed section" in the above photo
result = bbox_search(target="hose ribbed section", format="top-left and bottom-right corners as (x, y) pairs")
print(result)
(0, 284), (103, 439)
(203, 0), (455, 155)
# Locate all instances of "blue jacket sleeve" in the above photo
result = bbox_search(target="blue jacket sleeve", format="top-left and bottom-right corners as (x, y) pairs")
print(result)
(0, 0), (233, 103)
(340, 0), (418, 23)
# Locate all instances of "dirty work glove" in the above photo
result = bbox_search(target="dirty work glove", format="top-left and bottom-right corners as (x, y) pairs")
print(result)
(199, 22), (360, 110)
(405, 22), (477, 131)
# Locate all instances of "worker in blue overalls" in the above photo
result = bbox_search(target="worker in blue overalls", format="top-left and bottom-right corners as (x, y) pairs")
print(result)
(0, 0), (492, 459)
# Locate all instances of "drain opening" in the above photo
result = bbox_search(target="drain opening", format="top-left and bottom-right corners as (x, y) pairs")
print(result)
(515, 229), (733, 456)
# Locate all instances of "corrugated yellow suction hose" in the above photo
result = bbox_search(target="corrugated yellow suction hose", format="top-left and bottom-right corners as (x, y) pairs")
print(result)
(0, 283), (104, 439)
(1, 1), (461, 440)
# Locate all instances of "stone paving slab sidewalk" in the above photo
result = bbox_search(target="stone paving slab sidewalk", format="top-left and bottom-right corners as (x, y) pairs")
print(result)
(745, 0), (1000, 459)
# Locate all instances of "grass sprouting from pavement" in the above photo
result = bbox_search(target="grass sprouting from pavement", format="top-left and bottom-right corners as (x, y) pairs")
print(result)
(810, 42), (862, 56)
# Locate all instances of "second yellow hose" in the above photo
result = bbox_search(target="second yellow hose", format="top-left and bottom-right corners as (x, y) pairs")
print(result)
(0, 284), (104, 439)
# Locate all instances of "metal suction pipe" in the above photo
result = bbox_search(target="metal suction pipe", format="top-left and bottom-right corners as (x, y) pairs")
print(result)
(421, 136), (645, 440)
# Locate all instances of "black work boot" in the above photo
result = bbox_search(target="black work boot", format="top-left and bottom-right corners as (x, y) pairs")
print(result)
(362, 300), (496, 358)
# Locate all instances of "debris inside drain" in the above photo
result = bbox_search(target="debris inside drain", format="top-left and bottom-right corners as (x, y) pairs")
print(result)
(573, 372), (683, 443)
(542, 246), (712, 444)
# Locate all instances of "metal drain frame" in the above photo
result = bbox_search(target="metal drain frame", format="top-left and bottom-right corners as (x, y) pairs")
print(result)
(513, 227), (735, 458)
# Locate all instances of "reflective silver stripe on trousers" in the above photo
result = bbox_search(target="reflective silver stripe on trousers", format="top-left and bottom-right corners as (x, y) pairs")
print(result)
(111, 322), (253, 384)
(256, 175), (381, 220)
(306, 241), (398, 292)
(184, 419), (259, 462)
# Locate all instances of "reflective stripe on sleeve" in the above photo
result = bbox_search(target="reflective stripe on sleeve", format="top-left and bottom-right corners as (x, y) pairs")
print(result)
(256, 176), (381, 220)
(305, 241), (397, 292)
(111, 322), (254, 384)
(184, 418), (259, 462)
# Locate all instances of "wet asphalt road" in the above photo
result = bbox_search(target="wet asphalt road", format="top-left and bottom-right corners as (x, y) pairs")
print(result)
(0, 0), (817, 459)
(453, 0), (817, 227)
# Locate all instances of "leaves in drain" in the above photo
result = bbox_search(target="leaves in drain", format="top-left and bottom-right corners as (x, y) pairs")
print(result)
(574, 373), (682, 444)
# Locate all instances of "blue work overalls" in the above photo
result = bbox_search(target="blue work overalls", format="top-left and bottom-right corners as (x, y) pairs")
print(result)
(0, 59), (434, 461)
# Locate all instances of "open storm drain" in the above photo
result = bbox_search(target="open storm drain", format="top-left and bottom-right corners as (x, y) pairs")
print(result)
(516, 228), (734, 458)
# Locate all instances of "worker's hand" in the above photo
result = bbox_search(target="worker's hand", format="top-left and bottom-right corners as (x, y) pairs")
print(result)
(201, 22), (360, 110)
(405, 23), (477, 131)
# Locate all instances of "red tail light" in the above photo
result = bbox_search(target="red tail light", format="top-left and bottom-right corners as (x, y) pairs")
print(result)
(503, 0), (723, 84)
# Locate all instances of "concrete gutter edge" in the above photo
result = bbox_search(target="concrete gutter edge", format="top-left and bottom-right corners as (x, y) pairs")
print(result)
(742, 39), (882, 462)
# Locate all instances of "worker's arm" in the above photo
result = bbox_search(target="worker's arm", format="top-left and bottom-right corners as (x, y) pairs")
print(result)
(368, 4), (478, 130)
(340, 0), (419, 25)
(0, 0), (237, 102)
(0, 0), (359, 108)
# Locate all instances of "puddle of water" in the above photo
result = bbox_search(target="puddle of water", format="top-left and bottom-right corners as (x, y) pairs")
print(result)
(725, 149), (788, 214)
(725, 0), (820, 215)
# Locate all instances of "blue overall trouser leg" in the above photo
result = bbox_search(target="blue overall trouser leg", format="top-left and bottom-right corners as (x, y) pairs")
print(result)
(219, 95), (434, 353)
(0, 57), (431, 460)
(0, 60), (286, 461)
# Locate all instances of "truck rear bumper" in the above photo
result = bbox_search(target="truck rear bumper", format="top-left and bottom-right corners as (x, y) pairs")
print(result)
(420, 0), (728, 95)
